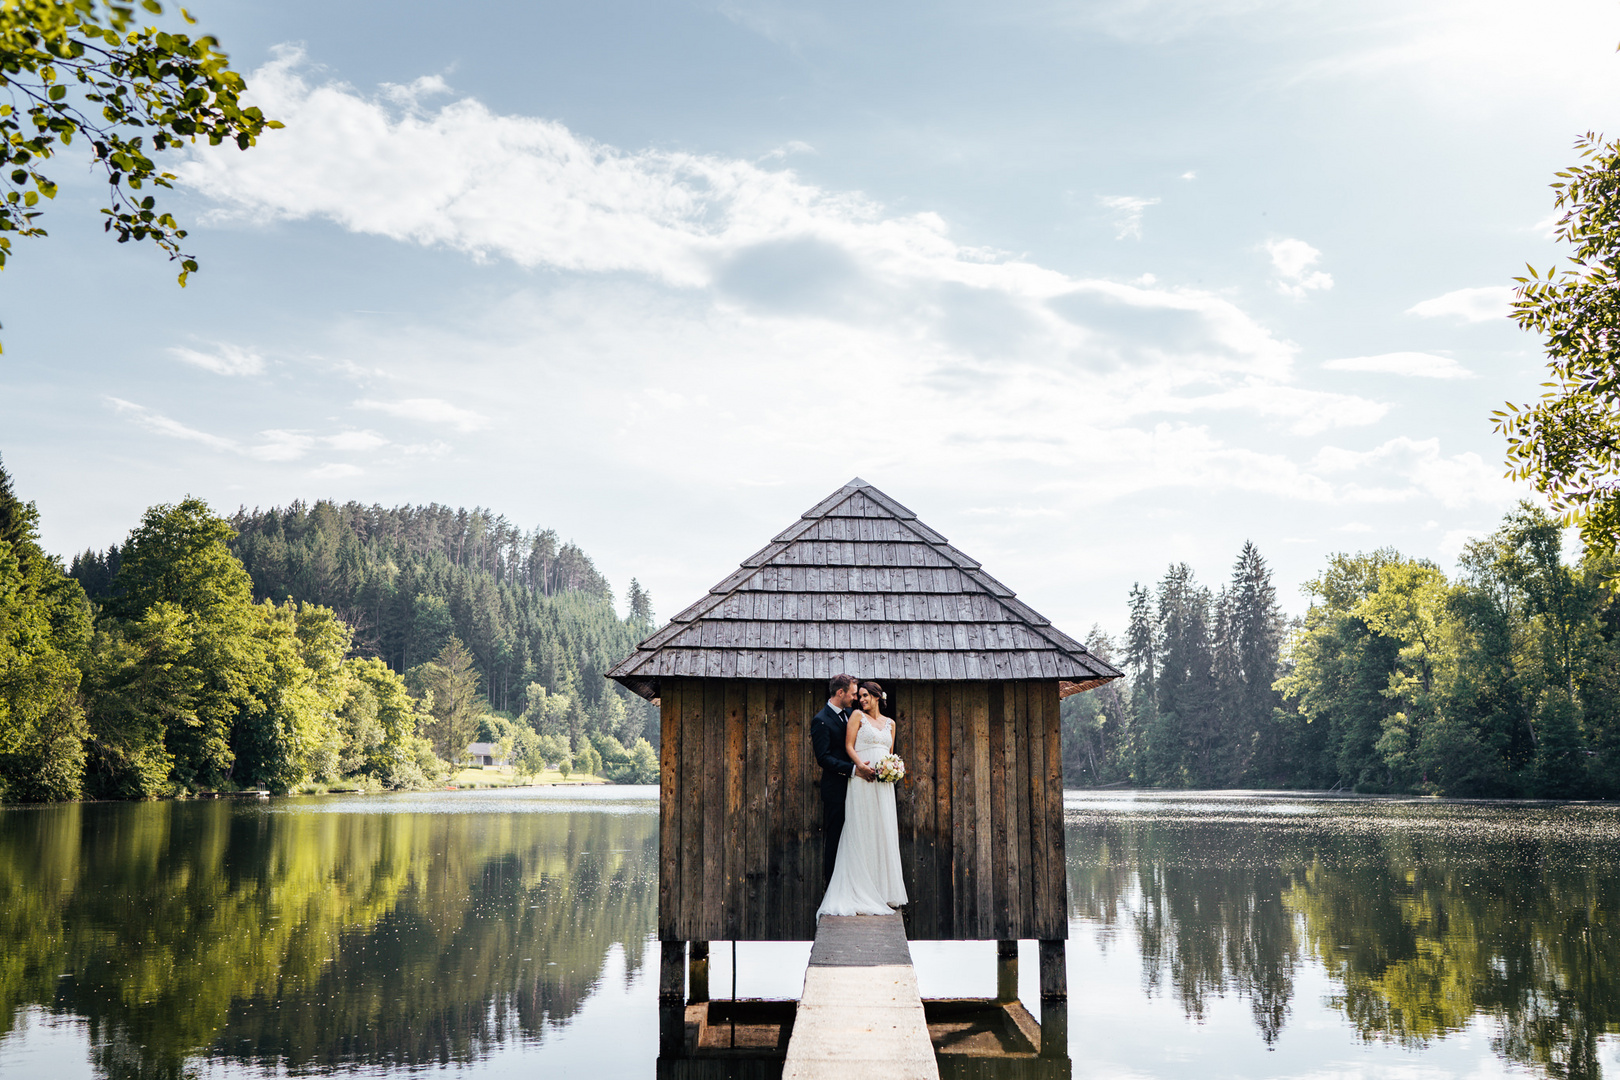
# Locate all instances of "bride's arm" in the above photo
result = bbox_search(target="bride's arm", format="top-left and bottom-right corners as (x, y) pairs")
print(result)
(845, 712), (876, 780)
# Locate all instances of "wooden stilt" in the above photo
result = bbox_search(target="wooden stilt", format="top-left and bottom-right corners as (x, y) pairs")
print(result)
(1037, 939), (1066, 1000)
(659, 940), (687, 1058)
(688, 940), (710, 1004)
(1039, 997), (1069, 1060)
(996, 939), (1019, 1003)
(1038, 939), (1067, 1060)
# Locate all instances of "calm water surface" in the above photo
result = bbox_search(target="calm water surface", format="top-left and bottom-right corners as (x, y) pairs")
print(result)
(2, 789), (1618, 1079)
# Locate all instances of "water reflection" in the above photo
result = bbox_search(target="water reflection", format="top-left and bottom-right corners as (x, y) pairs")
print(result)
(0, 791), (658, 1079)
(5, 790), (1620, 1080)
(1067, 793), (1620, 1079)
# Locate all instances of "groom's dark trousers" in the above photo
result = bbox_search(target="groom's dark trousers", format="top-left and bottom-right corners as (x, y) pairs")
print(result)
(810, 703), (856, 884)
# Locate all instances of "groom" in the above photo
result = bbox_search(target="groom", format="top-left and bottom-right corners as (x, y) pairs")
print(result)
(811, 673), (876, 883)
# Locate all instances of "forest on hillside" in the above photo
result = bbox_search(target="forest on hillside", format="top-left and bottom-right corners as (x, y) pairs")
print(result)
(1062, 504), (1620, 798)
(74, 500), (659, 745)
(0, 457), (660, 803)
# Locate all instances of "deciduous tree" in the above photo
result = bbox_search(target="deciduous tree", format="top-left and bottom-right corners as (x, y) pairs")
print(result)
(1496, 133), (1620, 554)
(0, 0), (280, 297)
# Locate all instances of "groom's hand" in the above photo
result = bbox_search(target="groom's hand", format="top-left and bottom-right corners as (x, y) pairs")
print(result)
(854, 762), (877, 780)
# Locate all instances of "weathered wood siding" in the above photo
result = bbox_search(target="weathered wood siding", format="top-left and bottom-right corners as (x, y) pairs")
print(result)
(658, 677), (1068, 942)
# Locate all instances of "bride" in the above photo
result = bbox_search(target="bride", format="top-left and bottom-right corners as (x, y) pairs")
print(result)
(817, 679), (908, 917)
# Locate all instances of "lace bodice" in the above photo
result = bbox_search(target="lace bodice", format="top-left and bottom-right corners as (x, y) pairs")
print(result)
(852, 714), (893, 761)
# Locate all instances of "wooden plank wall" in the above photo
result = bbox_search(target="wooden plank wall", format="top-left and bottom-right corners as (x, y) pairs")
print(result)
(658, 677), (1069, 942)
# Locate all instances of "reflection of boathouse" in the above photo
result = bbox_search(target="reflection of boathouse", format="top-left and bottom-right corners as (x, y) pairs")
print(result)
(607, 478), (1122, 1076)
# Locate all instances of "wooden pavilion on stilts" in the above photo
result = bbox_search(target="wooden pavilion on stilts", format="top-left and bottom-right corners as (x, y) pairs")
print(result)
(607, 478), (1122, 1078)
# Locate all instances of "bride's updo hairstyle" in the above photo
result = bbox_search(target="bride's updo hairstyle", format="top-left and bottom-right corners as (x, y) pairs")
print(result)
(858, 680), (886, 711)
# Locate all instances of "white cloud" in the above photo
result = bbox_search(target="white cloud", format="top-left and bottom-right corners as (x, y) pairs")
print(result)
(1098, 195), (1161, 240)
(106, 398), (405, 462)
(1069, 0), (1620, 118)
(169, 343), (265, 376)
(1406, 285), (1514, 323)
(179, 55), (1336, 450)
(1266, 238), (1333, 298)
(379, 74), (451, 109)
(1154, 383), (1388, 435)
(107, 397), (238, 450)
(1180, 171), (1197, 181)
(325, 430), (391, 452)
(1321, 351), (1474, 379)
(1311, 436), (1518, 509)
(169, 54), (1510, 554)
(251, 429), (316, 462)
(354, 397), (489, 431)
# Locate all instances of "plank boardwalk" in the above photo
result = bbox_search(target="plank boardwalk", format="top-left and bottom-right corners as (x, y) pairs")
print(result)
(783, 915), (939, 1080)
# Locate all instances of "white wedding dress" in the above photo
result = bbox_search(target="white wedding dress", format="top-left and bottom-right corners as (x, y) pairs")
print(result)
(817, 714), (908, 917)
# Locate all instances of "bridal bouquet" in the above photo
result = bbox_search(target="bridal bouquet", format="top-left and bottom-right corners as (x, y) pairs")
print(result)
(872, 754), (906, 784)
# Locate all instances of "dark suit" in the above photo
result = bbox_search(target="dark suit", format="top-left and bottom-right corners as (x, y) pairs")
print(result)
(810, 702), (856, 884)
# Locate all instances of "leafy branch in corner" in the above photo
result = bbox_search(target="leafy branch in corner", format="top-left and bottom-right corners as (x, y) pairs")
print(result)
(1495, 131), (1620, 554)
(0, 0), (281, 292)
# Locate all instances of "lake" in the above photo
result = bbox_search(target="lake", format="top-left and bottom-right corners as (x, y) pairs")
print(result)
(2, 789), (1617, 1079)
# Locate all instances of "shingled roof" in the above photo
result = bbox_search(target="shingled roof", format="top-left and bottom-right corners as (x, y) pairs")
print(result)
(607, 478), (1122, 701)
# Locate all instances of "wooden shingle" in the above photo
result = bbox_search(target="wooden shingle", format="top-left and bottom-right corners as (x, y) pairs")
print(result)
(608, 478), (1122, 699)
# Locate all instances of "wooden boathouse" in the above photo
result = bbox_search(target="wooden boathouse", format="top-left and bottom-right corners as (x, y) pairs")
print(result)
(607, 477), (1122, 1075)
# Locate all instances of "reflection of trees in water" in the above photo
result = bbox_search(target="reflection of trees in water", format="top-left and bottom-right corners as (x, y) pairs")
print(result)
(0, 799), (658, 1079)
(1065, 807), (1620, 1080)
(1067, 824), (1298, 1045)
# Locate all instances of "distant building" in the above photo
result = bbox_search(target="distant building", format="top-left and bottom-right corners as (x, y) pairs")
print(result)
(464, 741), (508, 767)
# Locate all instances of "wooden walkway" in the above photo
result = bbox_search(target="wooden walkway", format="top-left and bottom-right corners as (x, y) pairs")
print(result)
(782, 914), (940, 1080)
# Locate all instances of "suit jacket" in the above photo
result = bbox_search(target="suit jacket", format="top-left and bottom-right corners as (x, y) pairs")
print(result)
(811, 703), (855, 797)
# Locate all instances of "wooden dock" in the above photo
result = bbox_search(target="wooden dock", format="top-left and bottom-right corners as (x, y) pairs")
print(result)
(782, 915), (940, 1080)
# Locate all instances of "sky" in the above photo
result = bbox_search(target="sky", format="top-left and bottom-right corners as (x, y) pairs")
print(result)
(5, 0), (1620, 638)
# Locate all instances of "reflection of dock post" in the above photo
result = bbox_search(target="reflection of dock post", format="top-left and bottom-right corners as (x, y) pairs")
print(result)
(688, 940), (710, 1004)
(1038, 940), (1067, 1059)
(659, 939), (686, 1058)
(996, 940), (1019, 1003)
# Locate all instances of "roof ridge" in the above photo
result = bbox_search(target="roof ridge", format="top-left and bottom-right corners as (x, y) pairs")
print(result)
(851, 482), (918, 520)
(798, 485), (865, 521)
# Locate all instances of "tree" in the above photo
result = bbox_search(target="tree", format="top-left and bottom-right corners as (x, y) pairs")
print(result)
(1222, 542), (1283, 783)
(625, 737), (658, 784)
(0, 455), (91, 801)
(230, 600), (347, 792)
(1496, 133), (1620, 555)
(82, 601), (188, 797)
(414, 637), (482, 762)
(626, 578), (653, 625)
(0, 0), (281, 295)
(337, 655), (441, 789)
(1275, 550), (1405, 790)
(104, 498), (264, 788)
(1145, 563), (1218, 786)
(1060, 626), (1129, 786)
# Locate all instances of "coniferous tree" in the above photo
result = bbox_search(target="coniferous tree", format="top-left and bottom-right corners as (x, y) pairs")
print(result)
(1148, 564), (1217, 786)
(1124, 582), (1158, 778)
(1223, 542), (1284, 784)
(416, 638), (484, 762)
(627, 578), (653, 624)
